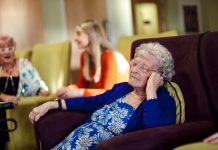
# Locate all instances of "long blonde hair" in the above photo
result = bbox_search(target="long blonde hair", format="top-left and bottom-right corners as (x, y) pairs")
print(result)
(76, 20), (113, 82)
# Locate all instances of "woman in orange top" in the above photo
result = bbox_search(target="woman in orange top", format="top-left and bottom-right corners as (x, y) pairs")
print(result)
(56, 20), (129, 98)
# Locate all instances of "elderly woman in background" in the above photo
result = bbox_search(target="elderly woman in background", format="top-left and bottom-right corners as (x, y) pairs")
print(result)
(0, 35), (48, 150)
(56, 19), (129, 98)
(29, 42), (177, 150)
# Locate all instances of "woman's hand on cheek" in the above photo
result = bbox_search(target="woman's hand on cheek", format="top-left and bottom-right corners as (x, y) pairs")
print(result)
(146, 72), (164, 99)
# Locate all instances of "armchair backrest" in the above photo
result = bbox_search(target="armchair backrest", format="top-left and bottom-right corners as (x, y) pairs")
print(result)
(15, 49), (32, 60)
(116, 30), (178, 62)
(200, 32), (218, 125)
(131, 34), (213, 123)
(31, 41), (71, 94)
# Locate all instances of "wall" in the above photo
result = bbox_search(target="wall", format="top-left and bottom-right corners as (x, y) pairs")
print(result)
(0, 0), (44, 49)
(40, 0), (67, 43)
(165, 0), (179, 32)
(201, 0), (218, 32)
(106, 0), (133, 47)
(165, 0), (218, 34)
(65, 0), (107, 70)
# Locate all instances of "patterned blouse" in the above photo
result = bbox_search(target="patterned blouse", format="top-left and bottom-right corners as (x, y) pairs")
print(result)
(17, 58), (48, 97)
(52, 96), (135, 150)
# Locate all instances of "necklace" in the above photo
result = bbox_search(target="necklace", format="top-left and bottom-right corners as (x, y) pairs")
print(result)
(131, 91), (147, 99)
(124, 91), (146, 108)
(0, 59), (17, 95)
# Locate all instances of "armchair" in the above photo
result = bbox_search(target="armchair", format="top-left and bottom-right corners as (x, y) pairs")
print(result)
(34, 32), (218, 150)
(116, 30), (178, 62)
(6, 41), (71, 150)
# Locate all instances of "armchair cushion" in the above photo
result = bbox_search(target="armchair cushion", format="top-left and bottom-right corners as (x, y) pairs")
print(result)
(34, 110), (89, 150)
(174, 142), (218, 150)
(164, 82), (185, 124)
(31, 40), (71, 94)
(15, 49), (32, 60)
(34, 110), (216, 150)
(95, 121), (216, 150)
(6, 96), (55, 150)
(116, 30), (178, 62)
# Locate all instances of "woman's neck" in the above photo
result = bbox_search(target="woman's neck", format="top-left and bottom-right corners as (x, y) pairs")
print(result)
(1, 59), (16, 74)
(131, 91), (146, 103)
(133, 88), (146, 97)
(85, 45), (92, 53)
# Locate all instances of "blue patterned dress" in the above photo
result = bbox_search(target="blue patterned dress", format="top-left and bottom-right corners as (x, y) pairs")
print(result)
(52, 96), (135, 150)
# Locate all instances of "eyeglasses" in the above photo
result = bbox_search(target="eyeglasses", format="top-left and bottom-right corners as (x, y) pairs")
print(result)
(0, 46), (16, 52)
(130, 59), (156, 73)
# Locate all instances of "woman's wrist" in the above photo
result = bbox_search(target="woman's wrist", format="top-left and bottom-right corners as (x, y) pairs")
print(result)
(54, 98), (66, 110)
(79, 89), (85, 96)
(47, 101), (59, 110)
(146, 90), (157, 100)
(147, 97), (157, 100)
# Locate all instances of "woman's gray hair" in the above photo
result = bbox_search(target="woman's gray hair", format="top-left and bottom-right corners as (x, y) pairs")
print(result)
(134, 42), (175, 81)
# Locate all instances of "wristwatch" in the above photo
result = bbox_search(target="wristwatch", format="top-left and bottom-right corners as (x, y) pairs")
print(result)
(55, 98), (62, 110)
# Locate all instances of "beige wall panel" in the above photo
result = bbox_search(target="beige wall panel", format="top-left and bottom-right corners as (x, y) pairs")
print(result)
(0, 0), (43, 49)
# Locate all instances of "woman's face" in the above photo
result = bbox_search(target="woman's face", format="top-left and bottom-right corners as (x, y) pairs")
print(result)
(0, 42), (16, 64)
(74, 31), (90, 49)
(128, 54), (158, 89)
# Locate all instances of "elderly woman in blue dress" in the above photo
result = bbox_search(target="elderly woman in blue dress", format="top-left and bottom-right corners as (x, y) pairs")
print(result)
(29, 42), (176, 150)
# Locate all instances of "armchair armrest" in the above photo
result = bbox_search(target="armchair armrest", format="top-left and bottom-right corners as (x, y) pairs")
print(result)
(34, 110), (89, 150)
(96, 121), (217, 150)
(6, 95), (55, 150)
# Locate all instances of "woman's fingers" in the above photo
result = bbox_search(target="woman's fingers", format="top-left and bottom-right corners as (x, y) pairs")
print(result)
(39, 89), (49, 96)
(56, 88), (67, 98)
(34, 112), (43, 122)
(29, 110), (36, 124)
(29, 107), (42, 124)
(204, 132), (218, 144)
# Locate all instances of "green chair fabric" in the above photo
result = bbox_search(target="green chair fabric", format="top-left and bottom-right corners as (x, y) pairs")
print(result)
(6, 96), (55, 150)
(174, 142), (218, 150)
(6, 40), (71, 150)
(31, 40), (71, 94)
(164, 81), (185, 124)
(15, 49), (32, 60)
(116, 30), (178, 62)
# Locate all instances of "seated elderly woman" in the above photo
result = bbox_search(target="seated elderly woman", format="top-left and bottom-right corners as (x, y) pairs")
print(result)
(29, 42), (177, 150)
(0, 35), (48, 149)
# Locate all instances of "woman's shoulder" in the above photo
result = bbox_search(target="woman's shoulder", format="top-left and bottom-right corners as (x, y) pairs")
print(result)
(101, 50), (114, 57)
(18, 58), (34, 71)
(157, 86), (171, 97)
(18, 58), (31, 64)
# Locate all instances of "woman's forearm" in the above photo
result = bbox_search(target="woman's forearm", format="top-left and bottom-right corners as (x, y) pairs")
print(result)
(29, 100), (66, 124)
